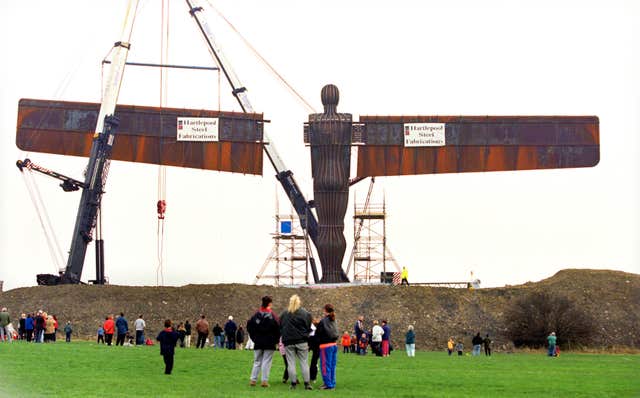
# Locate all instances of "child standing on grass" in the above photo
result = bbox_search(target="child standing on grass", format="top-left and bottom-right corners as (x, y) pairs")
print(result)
(157, 319), (179, 375)
(64, 322), (72, 342)
(97, 326), (104, 344)
(455, 341), (464, 356)
(358, 333), (368, 355)
(341, 331), (351, 354)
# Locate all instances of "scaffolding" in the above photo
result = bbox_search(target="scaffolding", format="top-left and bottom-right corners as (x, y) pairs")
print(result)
(255, 211), (310, 286)
(350, 194), (400, 283)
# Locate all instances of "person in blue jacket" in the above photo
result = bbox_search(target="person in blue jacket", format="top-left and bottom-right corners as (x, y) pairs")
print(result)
(25, 314), (34, 342)
(157, 319), (179, 375)
(115, 312), (129, 346)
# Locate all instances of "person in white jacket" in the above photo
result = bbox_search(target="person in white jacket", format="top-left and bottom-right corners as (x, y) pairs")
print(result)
(371, 320), (383, 356)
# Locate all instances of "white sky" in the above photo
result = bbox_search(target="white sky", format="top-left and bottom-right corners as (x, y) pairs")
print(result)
(1, 0), (639, 291)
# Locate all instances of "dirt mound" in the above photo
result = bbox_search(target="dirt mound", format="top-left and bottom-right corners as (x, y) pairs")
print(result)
(1, 269), (638, 350)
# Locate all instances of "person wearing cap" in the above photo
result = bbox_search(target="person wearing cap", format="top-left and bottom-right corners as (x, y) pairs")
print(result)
(224, 315), (237, 350)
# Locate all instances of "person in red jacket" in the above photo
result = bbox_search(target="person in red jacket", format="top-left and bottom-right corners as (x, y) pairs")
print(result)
(103, 315), (115, 346)
(341, 331), (351, 354)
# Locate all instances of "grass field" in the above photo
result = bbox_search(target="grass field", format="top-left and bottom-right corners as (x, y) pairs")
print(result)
(0, 341), (638, 397)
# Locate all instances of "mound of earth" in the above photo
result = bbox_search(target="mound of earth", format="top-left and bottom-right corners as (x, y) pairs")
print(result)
(0, 269), (638, 350)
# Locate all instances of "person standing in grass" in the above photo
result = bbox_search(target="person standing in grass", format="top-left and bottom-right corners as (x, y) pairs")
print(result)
(381, 320), (391, 357)
(184, 320), (192, 348)
(213, 323), (223, 348)
(547, 332), (557, 357)
(195, 315), (209, 349)
(25, 313), (34, 342)
(455, 341), (464, 356)
(157, 319), (179, 375)
(280, 294), (313, 390)
(447, 337), (455, 356)
(103, 315), (115, 346)
(315, 304), (339, 390)
(483, 334), (492, 356)
(64, 321), (73, 342)
(371, 320), (383, 356)
(134, 315), (146, 346)
(247, 295), (280, 388)
(115, 312), (129, 346)
(224, 316), (237, 350)
(405, 325), (415, 357)
(97, 325), (105, 344)
(472, 332), (483, 356)
(0, 307), (11, 342)
(341, 331), (351, 354)
(308, 319), (320, 383)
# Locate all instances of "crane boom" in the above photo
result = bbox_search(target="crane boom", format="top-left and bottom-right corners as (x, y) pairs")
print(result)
(62, 0), (140, 283)
(186, 0), (321, 282)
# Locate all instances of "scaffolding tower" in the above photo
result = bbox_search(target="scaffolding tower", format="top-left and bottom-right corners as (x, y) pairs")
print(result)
(350, 194), (400, 283)
(255, 211), (310, 286)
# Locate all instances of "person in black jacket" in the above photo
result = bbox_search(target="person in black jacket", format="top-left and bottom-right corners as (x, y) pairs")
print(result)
(315, 304), (339, 390)
(157, 319), (179, 375)
(224, 316), (237, 349)
(280, 294), (313, 390)
(247, 296), (280, 387)
(472, 332), (483, 356)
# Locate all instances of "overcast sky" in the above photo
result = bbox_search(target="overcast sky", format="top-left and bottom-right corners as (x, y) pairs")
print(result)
(1, 0), (638, 291)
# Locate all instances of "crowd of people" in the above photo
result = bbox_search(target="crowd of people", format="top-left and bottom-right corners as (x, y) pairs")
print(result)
(0, 307), (73, 344)
(1, 302), (561, 390)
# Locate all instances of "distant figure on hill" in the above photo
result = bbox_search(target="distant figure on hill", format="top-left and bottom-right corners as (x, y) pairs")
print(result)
(115, 313), (129, 346)
(247, 295), (280, 387)
(213, 323), (223, 348)
(195, 315), (209, 349)
(455, 341), (464, 356)
(315, 303), (339, 390)
(405, 325), (415, 357)
(103, 315), (115, 346)
(64, 321), (73, 342)
(280, 294), (313, 390)
(547, 332), (557, 357)
(483, 334), (492, 356)
(371, 320), (383, 356)
(472, 332), (483, 356)
(225, 316), (238, 349)
(157, 319), (179, 375)
(19, 313), (26, 341)
(134, 315), (146, 345)
(97, 325), (105, 344)
(401, 266), (409, 286)
(447, 337), (455, 356)
(44, 315), (55, 343)
(184, 320), (192, 348)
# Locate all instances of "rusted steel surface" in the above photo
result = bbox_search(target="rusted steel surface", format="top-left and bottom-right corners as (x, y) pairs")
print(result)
(355, 115), (599, 177)
(16, 98), (264, 174)
(307, 85), (351, 283)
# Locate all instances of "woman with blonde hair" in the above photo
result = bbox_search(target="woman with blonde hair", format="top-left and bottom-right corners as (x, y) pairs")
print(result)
(280, 294), (313, 390)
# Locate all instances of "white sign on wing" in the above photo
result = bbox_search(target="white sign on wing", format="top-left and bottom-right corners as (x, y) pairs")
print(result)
(177, 117), (219, 141)
(403, 123), (446, 147)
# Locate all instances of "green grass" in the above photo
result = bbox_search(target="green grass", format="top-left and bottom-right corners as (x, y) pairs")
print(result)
(0, 342), (638, 397)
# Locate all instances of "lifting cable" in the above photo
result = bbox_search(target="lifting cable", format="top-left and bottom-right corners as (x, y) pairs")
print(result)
(204, 0), (317, 114)
(156, 0), (170, 287)
(20, 171), (65, 273)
